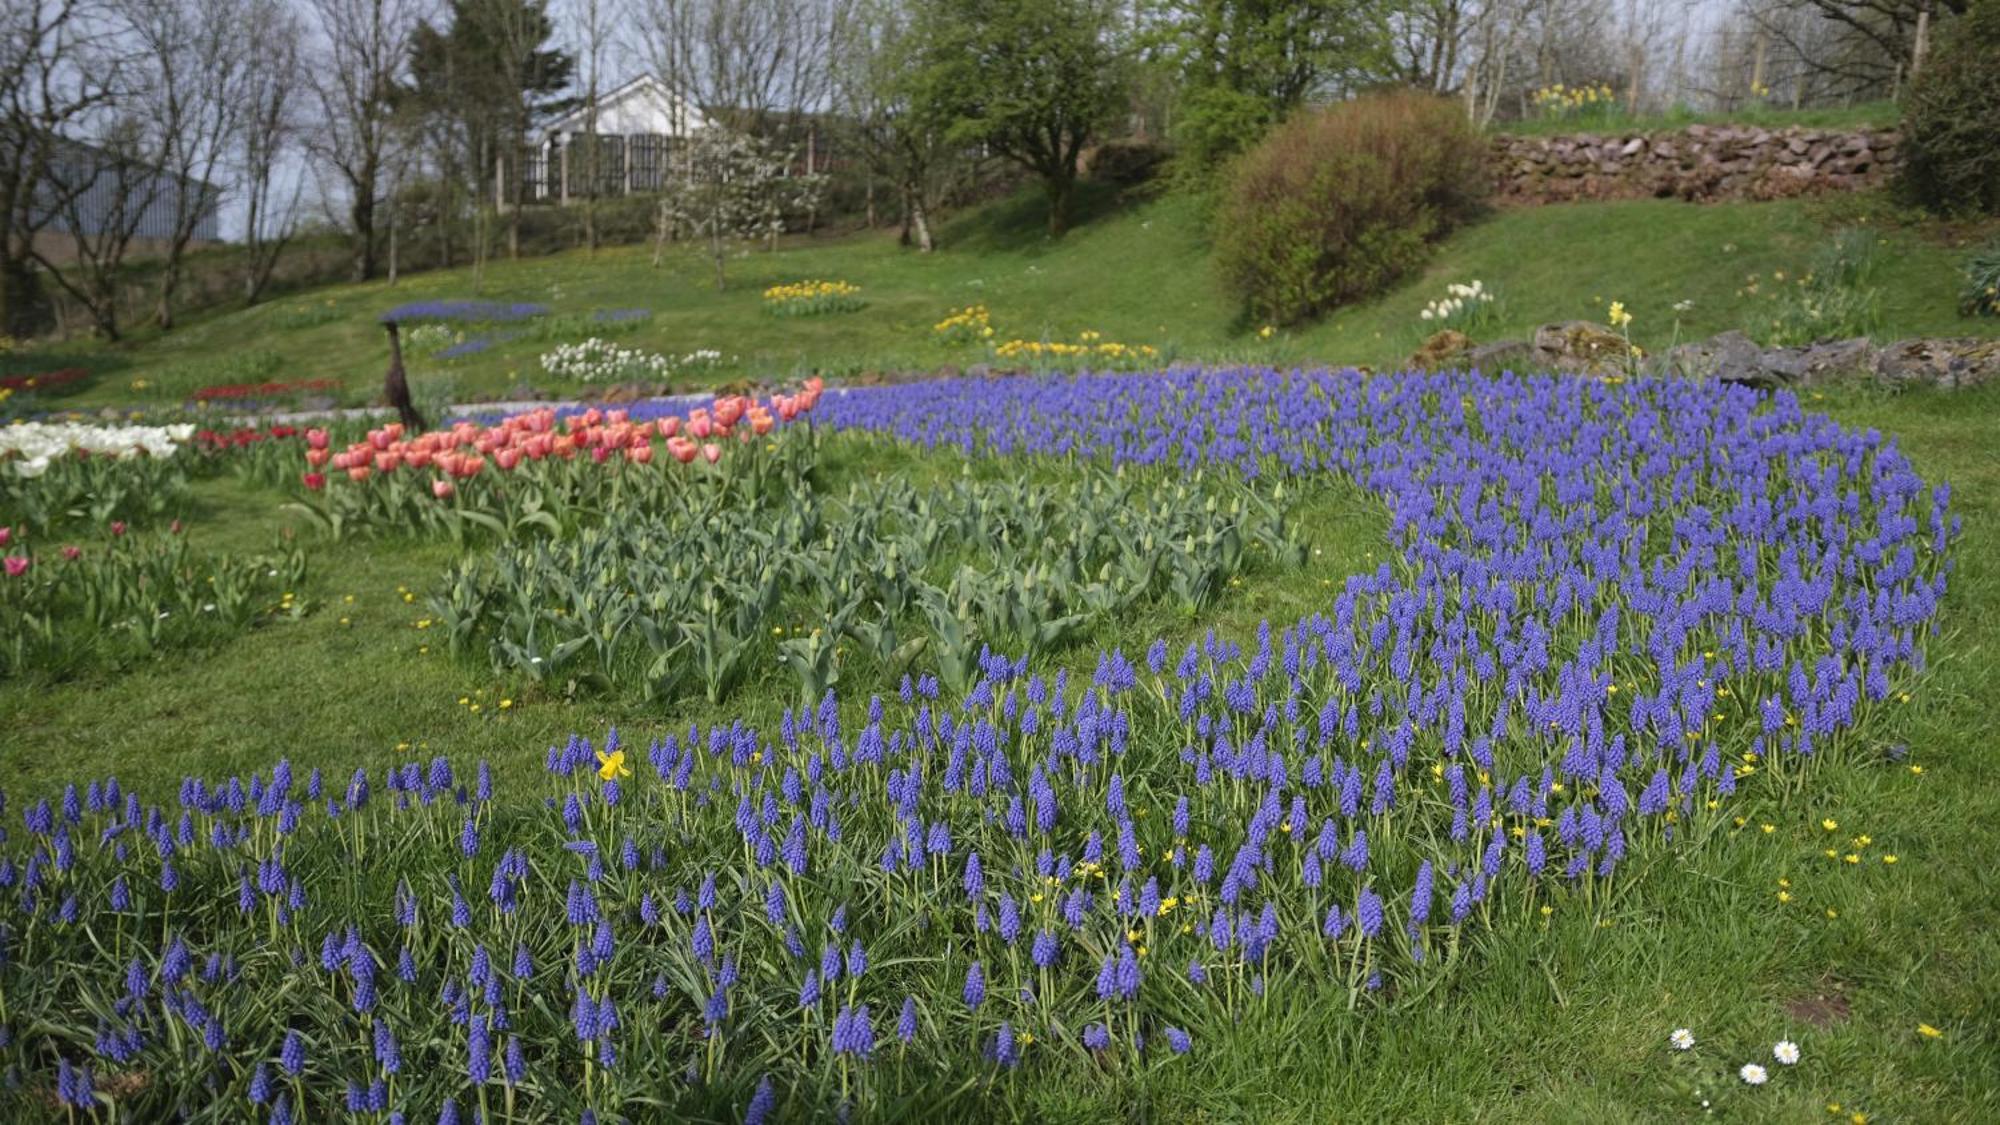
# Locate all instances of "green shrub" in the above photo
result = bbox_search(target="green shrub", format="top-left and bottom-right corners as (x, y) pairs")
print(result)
(1214, 91), (1487, 326)
(1751, 228), (1884, 346)
(1962, 237), (2000, 316)
(1897, 0), (2000, 215)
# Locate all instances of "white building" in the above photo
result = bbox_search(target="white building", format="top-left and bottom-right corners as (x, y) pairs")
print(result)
(517, 75), (711, 204)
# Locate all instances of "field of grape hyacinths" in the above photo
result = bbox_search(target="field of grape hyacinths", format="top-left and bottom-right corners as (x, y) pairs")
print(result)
(0, 367), (1959, 1121)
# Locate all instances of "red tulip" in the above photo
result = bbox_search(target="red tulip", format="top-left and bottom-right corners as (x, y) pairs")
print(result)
(302, 471), (326, 491)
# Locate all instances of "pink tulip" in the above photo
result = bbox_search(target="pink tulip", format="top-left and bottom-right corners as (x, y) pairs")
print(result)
(305, 428), (330, 450)
(170, 519), (183, 535)
(346, 466), (372, 482)
(750, 413), (774, 436)
(61, 545), (81, 561)
(110, 521), (126, 537)
(627, 442), (654, 464)
(3, 557), (28, 578)
(494, 447), (521, 471)
(668, 438), (697, 464)
(0, 527), (10, 547)
(701, 443), (721, 464)
(369, 429), (392, 450)
(591, 445), (611, 464)
(374, 451), (402, 473)
(432, 479), (455, 499)
(659, 417), (681, 438)
(687, 415), (712, 439)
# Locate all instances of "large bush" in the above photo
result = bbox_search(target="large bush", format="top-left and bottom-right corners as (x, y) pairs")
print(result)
(1898, 1), (2000, 215)
(1215, 91), (1487, 326)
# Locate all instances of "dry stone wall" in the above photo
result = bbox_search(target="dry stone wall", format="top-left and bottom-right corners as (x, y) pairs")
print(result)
(1491, 125), (1899, 205)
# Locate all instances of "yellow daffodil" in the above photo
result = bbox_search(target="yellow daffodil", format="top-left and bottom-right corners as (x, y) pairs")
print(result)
(596, 749), (630, 781)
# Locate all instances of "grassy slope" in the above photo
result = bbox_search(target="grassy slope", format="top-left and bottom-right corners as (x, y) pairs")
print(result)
(13, 185), (1995, 413)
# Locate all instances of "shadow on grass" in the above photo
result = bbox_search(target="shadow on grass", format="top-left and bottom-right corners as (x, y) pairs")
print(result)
(940, 181), (1133, 256)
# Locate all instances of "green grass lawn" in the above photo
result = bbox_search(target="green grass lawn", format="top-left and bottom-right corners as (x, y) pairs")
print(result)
(8, 184), (1994, 416)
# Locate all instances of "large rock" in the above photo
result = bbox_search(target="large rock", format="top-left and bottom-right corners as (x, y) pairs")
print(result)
(1406, 329), (1475, 372)
(1872, 338), (2000, 390)
(1532, 320), (1634, 374)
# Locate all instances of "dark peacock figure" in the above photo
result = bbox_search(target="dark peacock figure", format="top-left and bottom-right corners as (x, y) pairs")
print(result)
(381, 321), (429, 432)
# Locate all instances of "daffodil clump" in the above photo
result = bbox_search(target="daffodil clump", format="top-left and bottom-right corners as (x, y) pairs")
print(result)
(763, 279), (864, 317)
(993, 331), (1162, 370)
(1531, 82), (1619, 121)
(932, 304), (994, 346)
(1418, 280), (1496, 333)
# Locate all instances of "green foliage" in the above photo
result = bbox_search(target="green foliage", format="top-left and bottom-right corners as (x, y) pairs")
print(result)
(430, 460), (1306, 708)
(1961, 237), (2000, 316)
(1748, 228), (1885, 346)
(1215, 91), (1487, 326)
(0, 453), (195, 537)
(909, 0), (1128, 235)
(0, 526), (306, 678)
(1897, 0), (2000, 215)
(1163, 0), (1396, 177)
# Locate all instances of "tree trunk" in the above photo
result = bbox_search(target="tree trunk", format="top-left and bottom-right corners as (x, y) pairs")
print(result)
(1911, 0), (1934, 81)
(0, 254), (53, 339)
(909, 183), (935, 253)
(1044, 172), (1073, 238)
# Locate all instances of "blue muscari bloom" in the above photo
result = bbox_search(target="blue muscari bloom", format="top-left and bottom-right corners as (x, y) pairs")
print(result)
(692, 916), (715, 964)
(281, 1029), (305, 1076)
(373, 1020), (401, 1073)
(963, 851), (984, 900)
(504, 1035), (526, 1085)
(1083, 1023), (1111, 1051)
(746, 1075), (778, 1125)
(799, 969), (821, 1007)
(898, 996), (919, 1043)
(963, 961), (986, 1008)
(820, 941), (841, 983)
(1163, 1027), (1192, 1055)
(1357, 888), (1385, 938)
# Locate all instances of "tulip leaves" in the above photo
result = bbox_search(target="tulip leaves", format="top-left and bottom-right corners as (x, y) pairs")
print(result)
(429, 460), (1305, 709)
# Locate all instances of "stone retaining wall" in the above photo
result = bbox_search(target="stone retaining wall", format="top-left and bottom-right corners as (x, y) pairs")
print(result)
(1491, 125), (1900, 205)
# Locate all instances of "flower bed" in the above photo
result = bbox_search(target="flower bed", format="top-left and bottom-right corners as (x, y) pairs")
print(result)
(190, 379), (342, 402)
(2, 369), (1955, 1120)
(763, 279), (864, 317)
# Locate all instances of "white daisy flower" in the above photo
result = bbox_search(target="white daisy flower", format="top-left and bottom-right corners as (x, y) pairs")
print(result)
(1739, 1063), (1769, 1085)
(1773, 1040), (1801, 1065)
(1670, 1028), (1695, 1051)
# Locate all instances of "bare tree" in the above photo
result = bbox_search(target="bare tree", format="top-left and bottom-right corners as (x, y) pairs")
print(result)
(238, 0), (302, 304)
(31, 113), (164, 340)
(831, 0), (964, 251)
(305, 0), (424, 282)
(1750, 0), (1969, 98)
(636, 0), (851, 136)
(0, 0), (119, 338)
(116, 0), (253, 331)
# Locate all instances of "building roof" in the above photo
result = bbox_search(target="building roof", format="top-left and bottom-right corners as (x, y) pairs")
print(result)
(541, 74), (710, 139)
